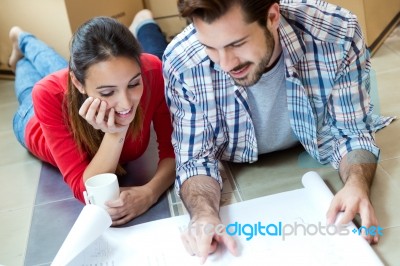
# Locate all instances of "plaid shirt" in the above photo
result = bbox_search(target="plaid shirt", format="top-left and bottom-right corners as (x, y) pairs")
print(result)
(163, 0), (394, 191)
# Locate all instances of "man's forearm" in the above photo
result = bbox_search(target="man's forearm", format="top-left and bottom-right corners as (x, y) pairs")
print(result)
(339, 150), (377, 191)
(180, 175), (221, 220)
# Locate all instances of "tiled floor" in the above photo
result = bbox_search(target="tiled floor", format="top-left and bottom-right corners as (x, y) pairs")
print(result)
(1, 23), (399, 266)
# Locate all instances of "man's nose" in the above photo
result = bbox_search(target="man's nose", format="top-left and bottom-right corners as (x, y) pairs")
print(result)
(218, 49), (237, 73)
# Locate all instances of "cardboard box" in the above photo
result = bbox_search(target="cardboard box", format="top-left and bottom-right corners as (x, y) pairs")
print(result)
(143, 0), (188, 42)
(144, 0), (179, 18)
(0, 0), (144, 73)
(156, 16), (188, 42)
(145, 0), (400, 48)
(328, 0), (400, 48)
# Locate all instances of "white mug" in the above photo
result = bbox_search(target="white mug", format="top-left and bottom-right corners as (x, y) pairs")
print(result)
(83, 173), (120, 209)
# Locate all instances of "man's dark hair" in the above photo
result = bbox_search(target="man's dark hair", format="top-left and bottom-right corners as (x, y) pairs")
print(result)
(177, 0), (280, 26)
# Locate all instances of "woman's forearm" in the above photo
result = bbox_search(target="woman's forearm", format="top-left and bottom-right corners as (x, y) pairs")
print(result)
(83, 130), (128, 182)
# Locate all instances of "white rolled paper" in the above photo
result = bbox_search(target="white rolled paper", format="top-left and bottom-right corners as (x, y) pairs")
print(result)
(51, 204), (112, 266)
(302, 171), (334, 211)
(302, 171), (354, 227)
(301, 171), (383, 265)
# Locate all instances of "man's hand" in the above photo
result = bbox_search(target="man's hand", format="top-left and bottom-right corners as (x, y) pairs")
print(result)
(327, 180), (379, 244)
(181, 215), (237, 264)
(180, 175), (238, 264)
(331, 149), (379, 244)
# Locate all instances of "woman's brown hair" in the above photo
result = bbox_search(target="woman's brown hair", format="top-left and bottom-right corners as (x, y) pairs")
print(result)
(65, 16), (143, 175)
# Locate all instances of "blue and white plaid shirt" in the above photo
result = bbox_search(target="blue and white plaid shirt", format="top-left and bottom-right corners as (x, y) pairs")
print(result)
(163, 0), (394, 191)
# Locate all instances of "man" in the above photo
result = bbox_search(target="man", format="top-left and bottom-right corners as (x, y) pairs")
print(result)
(163, 0), (394, 262)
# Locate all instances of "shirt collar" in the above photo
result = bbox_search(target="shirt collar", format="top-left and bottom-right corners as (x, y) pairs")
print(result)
(279, 16), (306, 67)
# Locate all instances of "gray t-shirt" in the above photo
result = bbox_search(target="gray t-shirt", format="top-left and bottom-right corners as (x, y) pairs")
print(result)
(247, 54), (298, 154)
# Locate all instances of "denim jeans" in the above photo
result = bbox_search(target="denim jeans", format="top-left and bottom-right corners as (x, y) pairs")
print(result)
(136, 20), (168, 60)
(13, 21), (168, 148)
(12, 33), (68, 147)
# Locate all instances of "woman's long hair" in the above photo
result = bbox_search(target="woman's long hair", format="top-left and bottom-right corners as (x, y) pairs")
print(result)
(65, 16), (143, 175)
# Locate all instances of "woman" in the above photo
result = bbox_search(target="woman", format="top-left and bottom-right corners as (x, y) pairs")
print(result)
(9, 11), (175, 226)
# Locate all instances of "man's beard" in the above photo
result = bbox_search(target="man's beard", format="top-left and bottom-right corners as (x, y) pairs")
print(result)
(231, 28), (275, 87)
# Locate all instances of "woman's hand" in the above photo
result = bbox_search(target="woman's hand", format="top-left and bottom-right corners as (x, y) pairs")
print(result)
(79, 97), (129, 134)
(104, 158), (175, 226)
(105, 185), (157, 226)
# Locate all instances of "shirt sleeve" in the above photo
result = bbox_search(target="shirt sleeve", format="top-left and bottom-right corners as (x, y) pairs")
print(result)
(328, 14), (380, 169)
(163, 58), (222, 194)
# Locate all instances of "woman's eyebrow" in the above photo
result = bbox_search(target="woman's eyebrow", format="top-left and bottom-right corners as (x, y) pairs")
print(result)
(128, 72), (142, 83)
(96, 72), (142, 90)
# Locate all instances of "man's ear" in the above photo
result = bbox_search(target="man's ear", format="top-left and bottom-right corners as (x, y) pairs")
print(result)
(70, 71), (86, 94)
(266, 3), (280, 30)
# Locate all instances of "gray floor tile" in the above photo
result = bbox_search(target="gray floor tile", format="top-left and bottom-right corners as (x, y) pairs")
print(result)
(24, 199), (83, 266)
(35, 163), (74, 205)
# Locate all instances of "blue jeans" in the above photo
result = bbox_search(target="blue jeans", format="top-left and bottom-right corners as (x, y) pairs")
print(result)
(13, 21), (167, 148)
(12, 33), (68, 148)
(136, 20), (168, 60)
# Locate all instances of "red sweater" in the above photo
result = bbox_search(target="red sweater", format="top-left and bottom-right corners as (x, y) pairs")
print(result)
(25, 54), (174, 202)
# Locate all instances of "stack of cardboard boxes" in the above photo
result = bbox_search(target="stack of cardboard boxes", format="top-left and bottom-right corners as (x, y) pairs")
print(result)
(1, 0), (399, 75)
(0, 0), (147, 75)
(0, 0), (187, 75)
